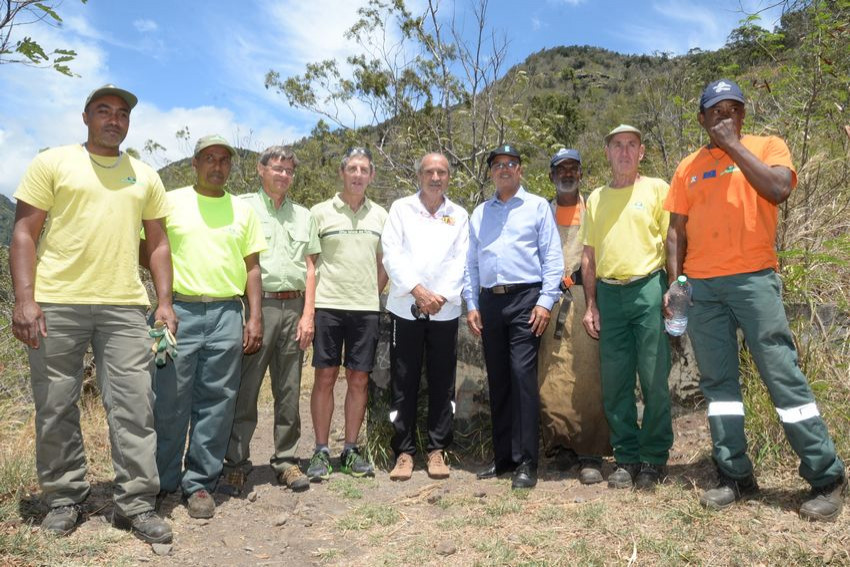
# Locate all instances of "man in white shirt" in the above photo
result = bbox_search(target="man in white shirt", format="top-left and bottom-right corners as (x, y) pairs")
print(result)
(381, 152), (469, 480)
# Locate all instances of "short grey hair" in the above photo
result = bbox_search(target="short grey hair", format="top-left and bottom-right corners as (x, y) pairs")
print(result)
(340, 146), (374, 172)
(414, 152), (451, 176)
(258, 145), (299, 167)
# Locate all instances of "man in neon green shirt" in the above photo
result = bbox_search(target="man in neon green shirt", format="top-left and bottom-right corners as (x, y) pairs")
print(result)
(581, 124), (672, 492)
(153, 135), (266, 519)
(11, 85), (174, 544)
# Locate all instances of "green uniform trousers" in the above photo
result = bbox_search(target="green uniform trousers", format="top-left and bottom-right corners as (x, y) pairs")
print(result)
(223, 296), (306, 475)
(597, 271), (672, 465)
(29, 304), (159, 516)
(688, 269), (844, 487)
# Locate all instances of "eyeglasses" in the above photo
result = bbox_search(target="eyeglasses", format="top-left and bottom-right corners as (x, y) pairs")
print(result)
(267, 165), (295, 176)
(491, 161), (520, 171)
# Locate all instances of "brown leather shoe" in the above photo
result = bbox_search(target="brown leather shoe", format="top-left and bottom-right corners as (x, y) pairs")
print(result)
(278, 465), (310, 492)
(390, 453), (414, 481)
(427, 450), (450, 479)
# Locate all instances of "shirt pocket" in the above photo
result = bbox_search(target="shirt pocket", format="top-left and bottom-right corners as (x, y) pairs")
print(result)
(286, 225), (311, 254)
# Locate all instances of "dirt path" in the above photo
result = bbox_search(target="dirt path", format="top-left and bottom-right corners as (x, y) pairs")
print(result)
(62, 379), (848, 566)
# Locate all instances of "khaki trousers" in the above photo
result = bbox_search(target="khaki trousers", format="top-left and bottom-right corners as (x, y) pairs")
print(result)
(28, 304), (159, 516)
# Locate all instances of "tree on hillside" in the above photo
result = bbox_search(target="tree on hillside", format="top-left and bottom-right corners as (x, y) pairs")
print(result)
(0, 0), (87, 76)
(265, 0), (527, 206)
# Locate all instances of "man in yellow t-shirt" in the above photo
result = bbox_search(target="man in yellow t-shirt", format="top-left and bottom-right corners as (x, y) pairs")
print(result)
(153, 135), (266, 520)
(581, 124), (672, 492)
(538, 148), (611, 485)
(306, 147), (388, 482)
(10, 85), (174, 544)
(665, 79), (845, 521)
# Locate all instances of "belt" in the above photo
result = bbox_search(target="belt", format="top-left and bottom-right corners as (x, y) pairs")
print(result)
(600, 268), (662, 286)
(482, 282), (542, 295)
(173, 293), (240, 303)
(263, 290), (303, 300)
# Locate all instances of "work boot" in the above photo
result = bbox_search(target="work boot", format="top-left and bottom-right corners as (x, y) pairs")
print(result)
(113, 510), (172, 544)
(340, 446), (375, 477)
(389, 453), (414, 481)
(185, 489), (215, 519)
(607, 463), (640, 489)
(427, 450), (450, 479)
(578, 459), (604, 485)
(279, 465), (310, 492)
(217, 469), (246, 496)
(41, 504), (82, 536)
(634, 463), (666, 492)
(799, 475), (846, 522)
(699, 473), (759, 510)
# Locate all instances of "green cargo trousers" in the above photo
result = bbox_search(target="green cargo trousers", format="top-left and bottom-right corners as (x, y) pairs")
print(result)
(597, 271), (673, 465)
(223, 296), (306, 476)
(28, 304), (159, 516)
(688, 269), (845, 487)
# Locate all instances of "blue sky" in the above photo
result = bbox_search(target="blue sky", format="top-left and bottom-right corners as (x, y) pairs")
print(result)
(0, 0), (786, 197)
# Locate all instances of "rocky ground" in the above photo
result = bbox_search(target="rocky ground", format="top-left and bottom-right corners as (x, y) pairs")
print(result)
(17, 377), (849, 567)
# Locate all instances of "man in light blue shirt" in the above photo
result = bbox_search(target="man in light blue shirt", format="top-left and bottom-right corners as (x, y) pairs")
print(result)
(464, 143), (563, 489)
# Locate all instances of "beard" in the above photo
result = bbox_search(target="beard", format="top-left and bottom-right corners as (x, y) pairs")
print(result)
(555, 179), (579, 195)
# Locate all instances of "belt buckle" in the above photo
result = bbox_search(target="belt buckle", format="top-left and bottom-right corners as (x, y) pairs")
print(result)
(491, 285), (507, 295)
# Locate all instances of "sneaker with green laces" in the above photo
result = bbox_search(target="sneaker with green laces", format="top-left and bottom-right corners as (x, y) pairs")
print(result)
(340, 446), (374, 478)
(307, 450), (333, 482)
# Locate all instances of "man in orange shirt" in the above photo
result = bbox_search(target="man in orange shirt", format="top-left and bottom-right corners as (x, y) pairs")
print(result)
(538, 149), (610, 484)
(665, 79), (845, 521)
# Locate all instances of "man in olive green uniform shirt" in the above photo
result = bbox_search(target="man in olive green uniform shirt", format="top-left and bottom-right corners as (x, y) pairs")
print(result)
(220, 146), (320, 494)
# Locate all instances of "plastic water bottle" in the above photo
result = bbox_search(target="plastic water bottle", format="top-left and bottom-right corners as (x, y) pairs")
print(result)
(665, 275), (692, 336)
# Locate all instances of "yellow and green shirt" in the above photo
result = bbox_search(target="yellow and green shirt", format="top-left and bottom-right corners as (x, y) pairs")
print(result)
(14, 144), (169, 305)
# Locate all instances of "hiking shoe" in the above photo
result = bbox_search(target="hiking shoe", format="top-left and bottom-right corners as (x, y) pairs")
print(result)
(427, 450), (450, 479)
(699, 473), (759, 510)
(578, 459), (604, 485)
(217, 469), (246, 496)
(185, 489), (215, 519)
(41, 504), (82, 535)
(799, 475), (846, 522)
(340, 446), (375, 477)
(113, 510), (172, 544)
(634, 463), (666, 492)
(608, 463), (640, 489)
(390, 453), (414, 481)
(307, 449), (333, 482)
(278, 465), (310, 492)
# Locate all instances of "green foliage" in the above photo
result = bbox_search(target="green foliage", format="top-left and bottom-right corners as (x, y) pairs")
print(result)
(0, 1), (88, 76)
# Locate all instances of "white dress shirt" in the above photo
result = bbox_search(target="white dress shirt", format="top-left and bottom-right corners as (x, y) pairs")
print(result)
(381, 192), (470, 321)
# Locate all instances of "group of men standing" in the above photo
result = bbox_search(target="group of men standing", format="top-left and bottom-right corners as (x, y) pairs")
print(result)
(9, 77), (845, 550)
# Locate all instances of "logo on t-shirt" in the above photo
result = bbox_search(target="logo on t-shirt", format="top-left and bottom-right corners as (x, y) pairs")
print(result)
(121, 176), (137, 184)
(632, 201), (646, 211)
(702, 170), (717, 179)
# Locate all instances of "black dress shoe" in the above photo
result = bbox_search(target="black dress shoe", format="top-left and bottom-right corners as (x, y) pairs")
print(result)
(512, 462), (537, 489)
(476, 461), (515, 480)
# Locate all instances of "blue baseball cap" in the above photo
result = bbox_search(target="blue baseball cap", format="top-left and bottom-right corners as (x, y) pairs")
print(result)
(550, 148), (581, 168)
(700, 79), (746, 111)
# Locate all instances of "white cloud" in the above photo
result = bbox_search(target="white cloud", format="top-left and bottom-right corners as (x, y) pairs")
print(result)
(133, 19), (159, 33)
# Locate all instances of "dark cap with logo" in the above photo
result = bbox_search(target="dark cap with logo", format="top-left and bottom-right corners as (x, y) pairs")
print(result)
(84, 84), (138, 111)
(550, 148), (581, 168)
(700, 79), (746, 111)
(486, 143), (522, 167)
